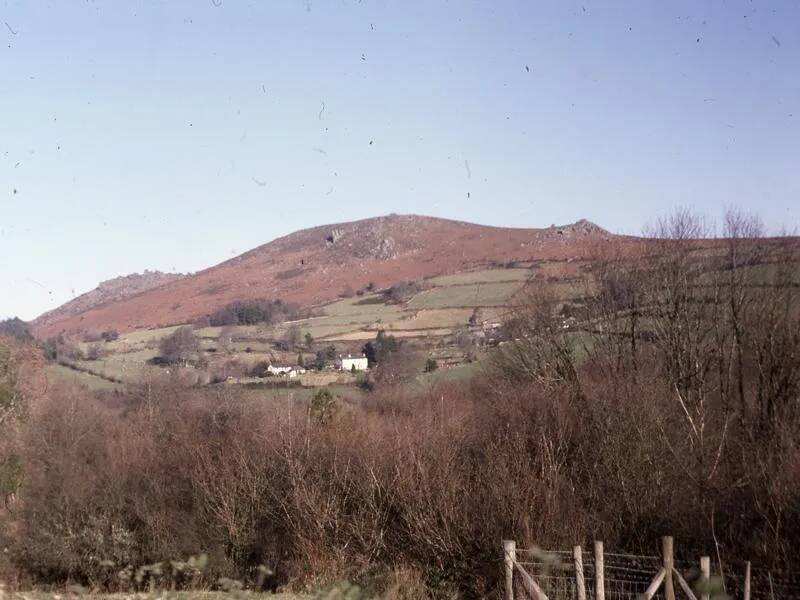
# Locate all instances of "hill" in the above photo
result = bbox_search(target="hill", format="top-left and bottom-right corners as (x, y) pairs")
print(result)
(31, 214), (614, 337)
(35, 270), (187, 330)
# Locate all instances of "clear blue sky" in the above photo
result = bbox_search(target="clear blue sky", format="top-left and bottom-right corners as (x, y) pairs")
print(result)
(1, 1), (798, 321)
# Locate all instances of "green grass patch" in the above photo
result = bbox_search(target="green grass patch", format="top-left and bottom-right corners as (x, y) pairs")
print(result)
(322, 295), (406, 319)
(428, 268), (532, 286)
(46, 363), (122, 392)
(407, 282), (524, 309)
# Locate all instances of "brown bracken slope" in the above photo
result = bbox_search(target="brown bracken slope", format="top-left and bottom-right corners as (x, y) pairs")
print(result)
(31, 214), (617, 337)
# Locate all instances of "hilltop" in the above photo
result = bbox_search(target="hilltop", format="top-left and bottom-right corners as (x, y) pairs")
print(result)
(31, 214), (613, 337)
(35, 270), (187, 327)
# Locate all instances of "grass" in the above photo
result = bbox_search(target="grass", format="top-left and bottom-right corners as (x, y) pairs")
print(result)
(427, 268), (532, 286)
(417, 361), (481, 385)
(325, 328), (454, 342)
(73, 351), (165, 384)
(321, 295), (406, 320)
(110, 326), (184, 347)
(407, 281), (524, 309)
(46, 363), (122, 392)
(375, 308), (471, 330)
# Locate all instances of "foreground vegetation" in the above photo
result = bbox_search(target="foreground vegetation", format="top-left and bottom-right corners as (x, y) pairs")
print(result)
(1, 209), (799, 598)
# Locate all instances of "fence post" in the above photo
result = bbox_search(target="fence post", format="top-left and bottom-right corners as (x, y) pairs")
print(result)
(662, 536), (675, 600)
(573, 545), (586, 600)
(699, 556), (710, 600)
(504, 540), (516, 600)
(743, 562), (751, 600)
(594, 541), (605, 600)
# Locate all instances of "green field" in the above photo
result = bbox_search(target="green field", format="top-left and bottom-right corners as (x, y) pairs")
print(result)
(407, 281), (524, 309)
(46, 363), (122, 391)
(417, 360), (482, 384)
(428, 268), (532, 286)
(321, 295), (407, 320)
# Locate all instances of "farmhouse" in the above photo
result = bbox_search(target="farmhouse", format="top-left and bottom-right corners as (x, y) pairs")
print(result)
(338, 353), (368, 372)
(267, 364), (306, 378)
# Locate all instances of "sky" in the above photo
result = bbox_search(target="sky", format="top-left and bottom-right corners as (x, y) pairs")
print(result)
(1, 1), (799, 321)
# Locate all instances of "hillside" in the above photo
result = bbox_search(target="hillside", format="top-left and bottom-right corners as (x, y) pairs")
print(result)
(34, 270), (187, 330)
(31, 215), (614, 337)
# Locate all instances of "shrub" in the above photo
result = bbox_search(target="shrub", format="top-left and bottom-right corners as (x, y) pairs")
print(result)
(0, 318), (32, 342)
(314, 345), (337, 370)
(362, 330), (398, 367)
(101, 329), (120, 343)
(157, 326), (200, 365)
(382, 281), (422, 304)
(310, 388), (338, 425)
(85, 343), (106, 361)
(82, 330), (104, 343)
(208, 299), (299, 327)
(0, 346), (22, 429)
(283, 324), (302, 350)
(424, 358), (438, 373)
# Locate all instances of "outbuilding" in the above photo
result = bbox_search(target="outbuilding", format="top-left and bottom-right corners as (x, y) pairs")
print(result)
(338, 353), (368, 372)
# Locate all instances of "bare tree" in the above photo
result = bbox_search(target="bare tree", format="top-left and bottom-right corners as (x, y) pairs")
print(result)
(158, 326), (201, 365)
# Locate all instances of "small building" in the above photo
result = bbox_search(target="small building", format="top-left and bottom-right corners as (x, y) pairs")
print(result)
(267, 364), (294, 376)
(338, 353), (368, 372)
(268, 364), (307, 378)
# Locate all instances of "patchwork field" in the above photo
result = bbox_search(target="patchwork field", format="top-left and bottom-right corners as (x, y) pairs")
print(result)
(406, 281), (524, 309)
(428, 267), (532, 286)
(54, 265), (550, 391)
(46, 363), (123, 391)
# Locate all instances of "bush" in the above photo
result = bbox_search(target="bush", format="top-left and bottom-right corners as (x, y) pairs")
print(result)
(314, 345), (337, 370)
(382, 281), (422, 304)
(424, 358), (438, 373)
(82, 330), (104, 343)
(247, 360), (270, 378)
(157, 326), (200, 365)
(0, 318), (32, 342)
(85, 343), (106, 361)
(101, 329), (120, 343)
(310, 388), (338, 425)
(283, 324), (302, 350)
(41, 336), (84, 362)
(362, 330), (398, 367)
(208, 299), (299, 327)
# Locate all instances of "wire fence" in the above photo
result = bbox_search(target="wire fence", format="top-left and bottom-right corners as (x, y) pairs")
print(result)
(505, 539), (800, 600)
(515, 549), (669, 600)
(722, 562), (800, 600)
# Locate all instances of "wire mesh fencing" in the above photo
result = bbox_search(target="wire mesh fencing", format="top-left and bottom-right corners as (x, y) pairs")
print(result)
(503, 537), (800, 600)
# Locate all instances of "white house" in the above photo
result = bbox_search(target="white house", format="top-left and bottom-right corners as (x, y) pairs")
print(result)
(339, 354), (368, 372)
(267, 364), (294, 376)
(267, 364), (307, 378)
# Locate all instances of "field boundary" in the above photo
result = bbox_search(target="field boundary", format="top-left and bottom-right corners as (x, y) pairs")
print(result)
(503, 537), (797, 600)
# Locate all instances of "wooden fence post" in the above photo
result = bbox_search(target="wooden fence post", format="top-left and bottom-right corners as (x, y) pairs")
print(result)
(662, 536), (675, 600)
(573, 545), (586, 600)
(700, 556), (710, 600)
(504, 540), (516, 600)
(744, 562), (751, 600)
(594, 541), (605, 600)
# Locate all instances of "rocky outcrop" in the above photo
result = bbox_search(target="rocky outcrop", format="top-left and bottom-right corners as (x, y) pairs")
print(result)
(34, 270), (187, 328)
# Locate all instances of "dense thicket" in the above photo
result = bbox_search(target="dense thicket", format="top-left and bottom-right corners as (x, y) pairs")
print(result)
(208, 299), (300, 327)
(1, 210), (799, 597)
